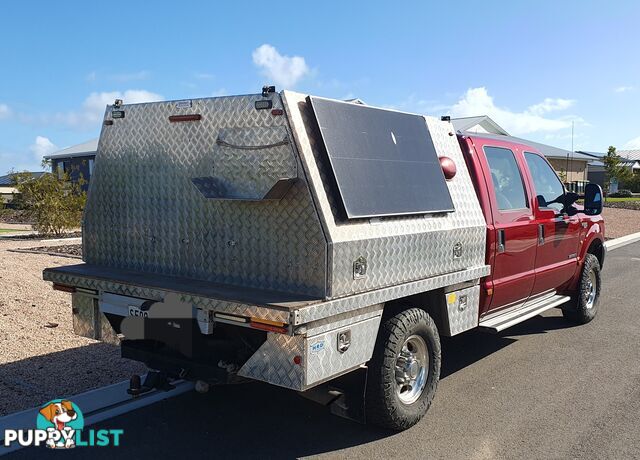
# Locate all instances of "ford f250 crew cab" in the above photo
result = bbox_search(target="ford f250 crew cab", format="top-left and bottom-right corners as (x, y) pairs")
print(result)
(43, 88), (605, 430)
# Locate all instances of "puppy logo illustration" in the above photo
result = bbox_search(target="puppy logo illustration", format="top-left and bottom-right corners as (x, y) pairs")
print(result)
(36, 399), (84, 449)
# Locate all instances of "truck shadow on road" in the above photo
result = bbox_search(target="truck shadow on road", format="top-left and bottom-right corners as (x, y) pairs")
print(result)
(5, 312), (577, 459)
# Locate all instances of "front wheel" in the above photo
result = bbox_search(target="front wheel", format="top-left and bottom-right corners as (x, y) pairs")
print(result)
(563, 253), (601, 324)
(365, 308), (441, 431)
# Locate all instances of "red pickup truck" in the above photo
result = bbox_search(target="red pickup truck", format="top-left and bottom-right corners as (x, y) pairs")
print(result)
(43, 92), (605, 431)
(459, 132), (605, 327)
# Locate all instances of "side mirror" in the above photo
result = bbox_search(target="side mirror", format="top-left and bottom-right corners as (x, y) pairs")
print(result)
(583, 183), (603, 215)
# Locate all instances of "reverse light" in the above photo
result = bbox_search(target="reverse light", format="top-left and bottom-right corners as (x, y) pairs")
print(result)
(214, 312), (248, 323)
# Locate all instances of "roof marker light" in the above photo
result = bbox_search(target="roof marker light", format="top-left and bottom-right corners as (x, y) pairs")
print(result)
(439, 156), (457, 180)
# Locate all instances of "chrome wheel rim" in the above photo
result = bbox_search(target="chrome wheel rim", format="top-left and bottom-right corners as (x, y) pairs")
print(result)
(584, 270), (597, 309)
(395, 334), (428, 404)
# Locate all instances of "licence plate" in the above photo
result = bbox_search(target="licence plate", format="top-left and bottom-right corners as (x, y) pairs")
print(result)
(128, 306), (149, 318)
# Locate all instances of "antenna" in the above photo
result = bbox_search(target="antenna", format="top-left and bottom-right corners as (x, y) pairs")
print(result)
(570, 121), (574, 186)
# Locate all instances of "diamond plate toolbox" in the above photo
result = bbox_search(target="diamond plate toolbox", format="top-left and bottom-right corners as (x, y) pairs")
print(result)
(47, 90), (488, 328)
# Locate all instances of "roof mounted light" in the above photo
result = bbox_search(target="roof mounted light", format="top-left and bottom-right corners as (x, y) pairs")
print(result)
(261, 85), (276, 97)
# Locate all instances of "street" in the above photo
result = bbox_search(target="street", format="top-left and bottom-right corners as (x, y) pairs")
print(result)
(9, 242), (640, 459)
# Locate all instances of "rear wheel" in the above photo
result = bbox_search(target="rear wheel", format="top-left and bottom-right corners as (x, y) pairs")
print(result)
(365, 308), (441, 431)
(562, 253), (601, 324)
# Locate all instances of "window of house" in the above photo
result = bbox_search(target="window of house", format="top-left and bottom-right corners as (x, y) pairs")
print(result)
(56, 162), (65, 180)
(88, 159), (94, 176)
(524, 152), (565, 212)
(484, 146), (528, 211)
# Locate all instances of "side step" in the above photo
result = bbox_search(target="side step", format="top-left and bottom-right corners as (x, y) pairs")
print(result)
(479, 294), (571, 332)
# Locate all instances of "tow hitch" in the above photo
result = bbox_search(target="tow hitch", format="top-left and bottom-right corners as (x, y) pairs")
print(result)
(127, 371), (177, 397)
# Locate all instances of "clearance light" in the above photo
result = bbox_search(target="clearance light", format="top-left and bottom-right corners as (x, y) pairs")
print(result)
(249, 318), (288, 334)
(52, 284), (76, 293)
(271, 109), (284, 116)
(439, 156), (457, 180)
(169, 114), (202, 123)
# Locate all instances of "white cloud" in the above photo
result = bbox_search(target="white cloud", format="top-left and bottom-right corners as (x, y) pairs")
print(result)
(622, 136), (640, 149)
(449, 87), (579, 135)
(527, 97), (574, 115)
(614, 85), (635, 93)
(30, 136), (58, 162)
(252, 44), (309, 88)
(48, 89), (163, 129)
(0, 103), (11, 120)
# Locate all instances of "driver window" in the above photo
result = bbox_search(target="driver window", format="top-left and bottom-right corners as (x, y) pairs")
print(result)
(524, 152), (565, 212)
(484, 146), (528, 211)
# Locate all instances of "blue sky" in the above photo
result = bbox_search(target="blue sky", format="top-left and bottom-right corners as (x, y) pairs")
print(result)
(1, 0), (639, 173)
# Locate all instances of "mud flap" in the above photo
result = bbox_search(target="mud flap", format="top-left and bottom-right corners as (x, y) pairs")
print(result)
(297, 366), (368, 424)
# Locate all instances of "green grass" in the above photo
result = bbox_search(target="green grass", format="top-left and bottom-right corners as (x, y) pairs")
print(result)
(0, 228), (29, 234)
(606, 197), (640, 202)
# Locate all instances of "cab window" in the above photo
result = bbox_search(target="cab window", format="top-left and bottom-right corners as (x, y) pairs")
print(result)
(524, 152), (565, 212)
(484, 146), (528, 211)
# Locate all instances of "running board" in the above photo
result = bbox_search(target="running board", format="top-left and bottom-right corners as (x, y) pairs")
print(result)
(479, 294), (571, 332)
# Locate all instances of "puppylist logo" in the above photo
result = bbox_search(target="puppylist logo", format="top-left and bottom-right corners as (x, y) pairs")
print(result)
(3, 399), (123, 449)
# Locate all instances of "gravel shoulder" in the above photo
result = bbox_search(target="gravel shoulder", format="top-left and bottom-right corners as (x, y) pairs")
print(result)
(601, 207), (640, 239)
(0, 238), (145, 416)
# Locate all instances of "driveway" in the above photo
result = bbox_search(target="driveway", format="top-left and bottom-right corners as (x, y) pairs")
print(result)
(7, 242), (640, 459)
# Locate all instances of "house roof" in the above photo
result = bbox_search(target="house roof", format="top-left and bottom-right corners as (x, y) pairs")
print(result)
(578, 149), (640, 167)
(576, 150), (605, 159)
(618, 149), (640, 161)
(344, 98), (366, 105)
(461, 132), (594, 162)
(0, 171), (46, 186)
(44, 139), (98, 160)
(451, 116), (510, 136)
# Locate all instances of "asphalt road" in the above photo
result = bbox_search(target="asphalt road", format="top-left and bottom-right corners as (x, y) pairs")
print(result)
(8, 243), (640, 459)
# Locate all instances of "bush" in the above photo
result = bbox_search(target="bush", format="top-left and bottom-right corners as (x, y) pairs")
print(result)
(625, 175), (640, 193)
(11, 172), (86, 236)
(608, 189), (633, 198)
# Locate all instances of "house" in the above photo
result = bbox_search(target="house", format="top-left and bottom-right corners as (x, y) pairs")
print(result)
(579, 150), (640, 191)
(0, 172), (46, 206)
(43, 139), (98, 191)
(451, 116), (591, 184)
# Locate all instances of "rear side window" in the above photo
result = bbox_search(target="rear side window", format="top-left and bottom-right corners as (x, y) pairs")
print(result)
(484, 146), (528, 211)
(524, 152), (565, 212)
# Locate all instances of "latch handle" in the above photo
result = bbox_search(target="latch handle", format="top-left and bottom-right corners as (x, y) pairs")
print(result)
(497, 229), (506, 253)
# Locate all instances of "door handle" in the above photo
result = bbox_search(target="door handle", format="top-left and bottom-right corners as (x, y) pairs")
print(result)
(497, 229), (505, 253)
(538, 224), (545, 245)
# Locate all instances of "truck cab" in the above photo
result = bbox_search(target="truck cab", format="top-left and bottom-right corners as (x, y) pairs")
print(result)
(459, 133), (605, 328)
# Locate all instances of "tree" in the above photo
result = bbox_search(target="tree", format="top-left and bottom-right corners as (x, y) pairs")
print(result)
(11, 171), (86, 236)
(603, 146), (632, 194)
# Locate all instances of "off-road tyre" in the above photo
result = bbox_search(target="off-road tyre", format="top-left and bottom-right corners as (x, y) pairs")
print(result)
(365, 308), (441, 431)
(562, 253), (601, 324)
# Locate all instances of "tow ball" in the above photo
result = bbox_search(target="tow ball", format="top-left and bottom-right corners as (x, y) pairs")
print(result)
(127, 371), (177, 397)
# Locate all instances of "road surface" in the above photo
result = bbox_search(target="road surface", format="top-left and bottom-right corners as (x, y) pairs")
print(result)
(9, 243), (640, 459)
